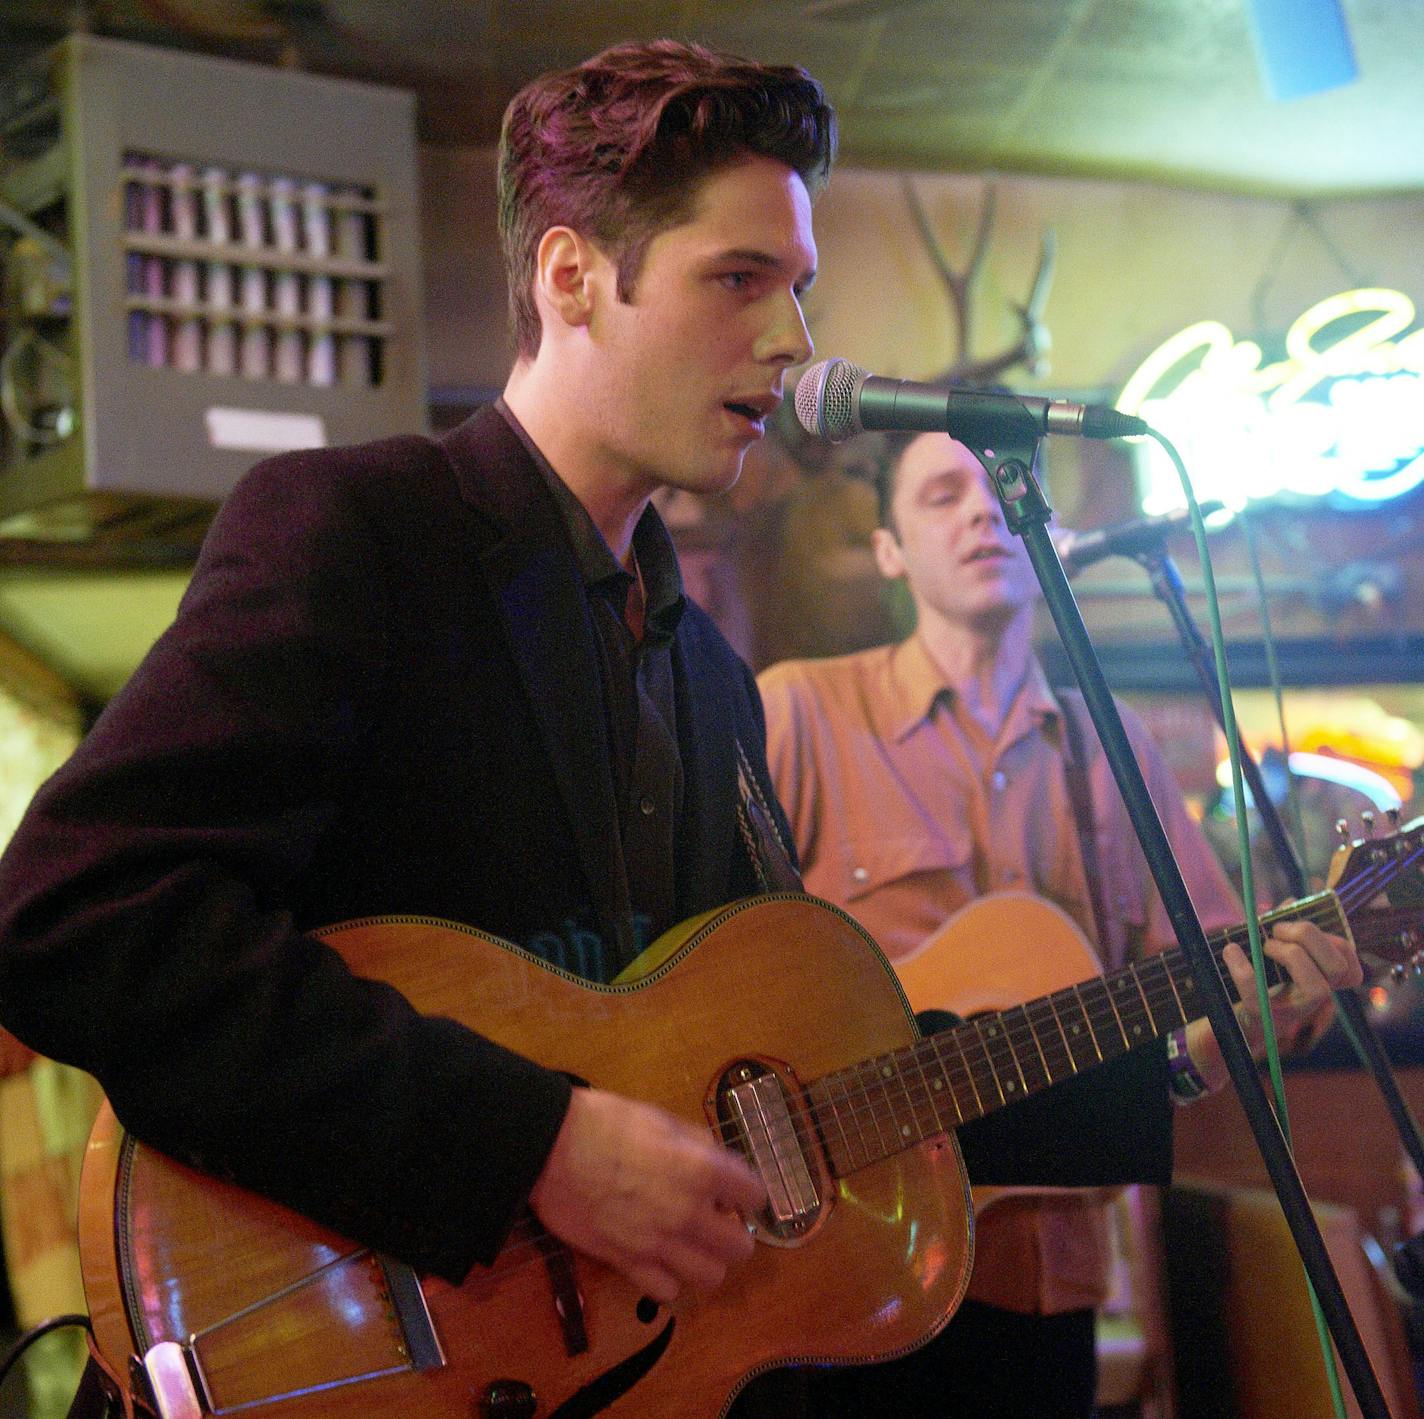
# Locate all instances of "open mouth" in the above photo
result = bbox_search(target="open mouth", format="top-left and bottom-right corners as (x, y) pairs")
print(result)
(725, 402), (765, 425)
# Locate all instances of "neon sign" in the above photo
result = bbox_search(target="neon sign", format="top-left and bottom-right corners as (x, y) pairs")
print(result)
(1118, 288), (1424, 514)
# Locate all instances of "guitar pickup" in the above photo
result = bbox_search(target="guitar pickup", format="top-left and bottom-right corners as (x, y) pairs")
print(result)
(724, 1066), (820, 1236)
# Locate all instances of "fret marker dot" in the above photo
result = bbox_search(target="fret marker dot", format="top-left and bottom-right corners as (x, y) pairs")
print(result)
(882, 1065), (892, 1078)
(901, 1124), (911, 1137)
(1072, 1024), (1081, 1034)
(1133, 1025), (1142, 1035)
(987, 1026), (997, 1037)
(1006, 1080), (1016, 1091)
(933, 1078), (943, 1088)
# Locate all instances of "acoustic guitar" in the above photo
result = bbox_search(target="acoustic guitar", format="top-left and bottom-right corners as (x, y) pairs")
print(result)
(78, 822), (1424, 1418)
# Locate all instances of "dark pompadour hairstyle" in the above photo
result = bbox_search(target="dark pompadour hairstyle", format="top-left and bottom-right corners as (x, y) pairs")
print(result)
(497, 39), (837, 358)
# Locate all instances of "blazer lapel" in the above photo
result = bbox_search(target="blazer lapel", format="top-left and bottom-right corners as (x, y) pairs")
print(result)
(671, 621), (740, 916)
(440, 408), (631, 945)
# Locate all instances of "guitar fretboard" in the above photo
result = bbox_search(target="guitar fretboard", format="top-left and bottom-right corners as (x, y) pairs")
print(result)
(802, 892), (1344, 1179)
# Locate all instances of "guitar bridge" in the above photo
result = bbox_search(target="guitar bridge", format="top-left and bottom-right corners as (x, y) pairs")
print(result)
(717, 1061), (822, 1244)
(136, 1250), (444, 1416)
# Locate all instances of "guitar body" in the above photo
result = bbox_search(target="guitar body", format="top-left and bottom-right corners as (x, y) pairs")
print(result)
(893, 893), (1107, 1218)
(896, 892), (1102, 1020)
(79, 894), (972, 1418)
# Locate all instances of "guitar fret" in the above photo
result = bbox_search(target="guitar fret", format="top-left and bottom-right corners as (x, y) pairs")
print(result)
(968, 1018), (1010, 1106)
(880, 1055), (930, 1149)
(1070, 983), (1105, 1063)
(857, 1060), (896, 1160)
(1003, 1004), (1049, 1095)
(943, 1028), (988, 1120)
(1147, 954), (1189, 1027)
(981, 1011), (1030, 1101)
(835, 1067), (875, 1173)
(1021, 1003), (1056, 1086)
(1026, 998), (1068, 1082)
(927, 1039), (967, 1125)
(1044, 992), (1092, 1075)
(909, 1044), (951, 1135)
(1128, 964), (1159, 1033)
(1111, 973), (1152, 1050)
(809, 1076), (858, 1177)
(1097, 977), (1133, 1052)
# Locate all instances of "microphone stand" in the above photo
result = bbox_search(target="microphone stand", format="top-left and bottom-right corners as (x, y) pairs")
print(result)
(1137, 545), (1424, 1200)
(960, 412), (1390, 1419)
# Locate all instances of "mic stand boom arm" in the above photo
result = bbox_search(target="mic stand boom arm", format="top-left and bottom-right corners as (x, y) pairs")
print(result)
(1139, 546), (1424, 1190)
(963, 411), (1390, 1419)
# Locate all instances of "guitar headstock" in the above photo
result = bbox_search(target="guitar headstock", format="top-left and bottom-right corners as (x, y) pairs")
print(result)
(1328, 814), (1424, 902)
(1328, 815), (1424, 980)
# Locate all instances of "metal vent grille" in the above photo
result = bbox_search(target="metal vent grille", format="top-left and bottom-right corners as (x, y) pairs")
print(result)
(120, 156), (390, 388)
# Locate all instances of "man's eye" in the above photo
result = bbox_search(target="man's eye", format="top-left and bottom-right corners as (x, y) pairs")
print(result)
(720, 272), (752, 290)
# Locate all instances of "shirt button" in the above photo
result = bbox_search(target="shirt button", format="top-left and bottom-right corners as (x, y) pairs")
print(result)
(852, 866), (869, 883)
(639, 796), (656, 816)
(991, 771), (1007, 791)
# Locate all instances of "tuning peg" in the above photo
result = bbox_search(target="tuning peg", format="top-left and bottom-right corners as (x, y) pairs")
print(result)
(1393, 962), (1407, 980)
(1336, 818), (1352, 841)
(1363, 810), (1377, 836)
(1388, 807), (1401, 830)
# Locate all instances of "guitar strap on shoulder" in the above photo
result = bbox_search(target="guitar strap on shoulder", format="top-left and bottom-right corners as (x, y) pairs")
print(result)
(1055, 689), (1116, 960)
(734, 738), (802, 894)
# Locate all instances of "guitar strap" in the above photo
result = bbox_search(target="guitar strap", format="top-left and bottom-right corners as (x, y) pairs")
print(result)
(1054, 688), (1116, 961)
(735, 738), (803, 893)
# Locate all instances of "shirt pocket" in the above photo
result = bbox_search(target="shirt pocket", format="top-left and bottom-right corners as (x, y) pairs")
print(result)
(837, 827), (975, 905)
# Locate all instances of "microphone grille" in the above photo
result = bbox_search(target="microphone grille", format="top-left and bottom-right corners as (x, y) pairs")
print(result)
(794, 357), (866, 442)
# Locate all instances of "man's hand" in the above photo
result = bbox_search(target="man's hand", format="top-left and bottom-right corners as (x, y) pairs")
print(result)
(528, 1087), (766, 1304)
(1183, 916), (1363, 1094)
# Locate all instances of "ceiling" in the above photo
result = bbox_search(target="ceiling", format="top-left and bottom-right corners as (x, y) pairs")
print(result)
(2, 0), (1422, 198)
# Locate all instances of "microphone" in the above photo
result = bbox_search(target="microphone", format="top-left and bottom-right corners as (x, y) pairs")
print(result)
(1052, 504), (1224, 576)
(794, 357), (1148, 444)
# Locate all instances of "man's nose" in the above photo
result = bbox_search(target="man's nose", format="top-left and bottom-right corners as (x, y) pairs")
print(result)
(757, 291), (813, 368)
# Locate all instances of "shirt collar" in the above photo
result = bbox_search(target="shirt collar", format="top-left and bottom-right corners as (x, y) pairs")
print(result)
(494, 398), (686, 646)
(883, 631), (1062, 743)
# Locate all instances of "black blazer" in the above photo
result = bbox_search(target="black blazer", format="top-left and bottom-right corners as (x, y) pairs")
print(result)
(0, 406), (787, 1282)
(0, 406), (1170, 1285)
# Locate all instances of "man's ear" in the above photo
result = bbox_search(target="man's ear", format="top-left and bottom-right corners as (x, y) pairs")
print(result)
(871, 525), (905, 580)
(533, 226), (602, 330)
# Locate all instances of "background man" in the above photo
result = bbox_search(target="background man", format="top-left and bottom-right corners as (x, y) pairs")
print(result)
(759, 427), (1358, 1417)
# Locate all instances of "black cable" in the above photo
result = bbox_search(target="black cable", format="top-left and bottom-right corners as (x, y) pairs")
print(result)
(0, 1312), (92, 1391)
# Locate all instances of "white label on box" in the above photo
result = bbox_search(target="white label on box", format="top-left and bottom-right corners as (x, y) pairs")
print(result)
(205, 406), (327, 453)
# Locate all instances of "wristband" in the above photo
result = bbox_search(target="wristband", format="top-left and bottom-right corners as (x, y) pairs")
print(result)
(1167, 1026), (1211, 1104)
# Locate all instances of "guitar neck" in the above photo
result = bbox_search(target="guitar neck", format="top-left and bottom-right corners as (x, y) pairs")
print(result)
(804, 891), (1346, 1179)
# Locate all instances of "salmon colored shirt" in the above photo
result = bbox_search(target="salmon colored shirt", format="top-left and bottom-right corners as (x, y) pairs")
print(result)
(758, 634), (1240, 1314)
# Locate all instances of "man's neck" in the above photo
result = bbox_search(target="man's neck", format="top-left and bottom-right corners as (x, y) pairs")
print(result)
(916, 606), (1034, 741)
(503, 362), (649, 565)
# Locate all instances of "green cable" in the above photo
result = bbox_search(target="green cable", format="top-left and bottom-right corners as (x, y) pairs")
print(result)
(1238, 506), (1310, 875)
(1150, 431), (1348, 1419)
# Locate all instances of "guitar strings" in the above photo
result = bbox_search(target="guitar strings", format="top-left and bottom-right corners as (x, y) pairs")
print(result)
(200, 839), (1424, 1307)
(708, 862), (1414, 1170)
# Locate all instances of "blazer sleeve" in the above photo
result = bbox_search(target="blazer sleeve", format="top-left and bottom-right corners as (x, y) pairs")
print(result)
(0, 449), (570, 1282)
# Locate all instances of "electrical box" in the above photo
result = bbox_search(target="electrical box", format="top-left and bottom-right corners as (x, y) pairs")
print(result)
(0, 34), (426, 542)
